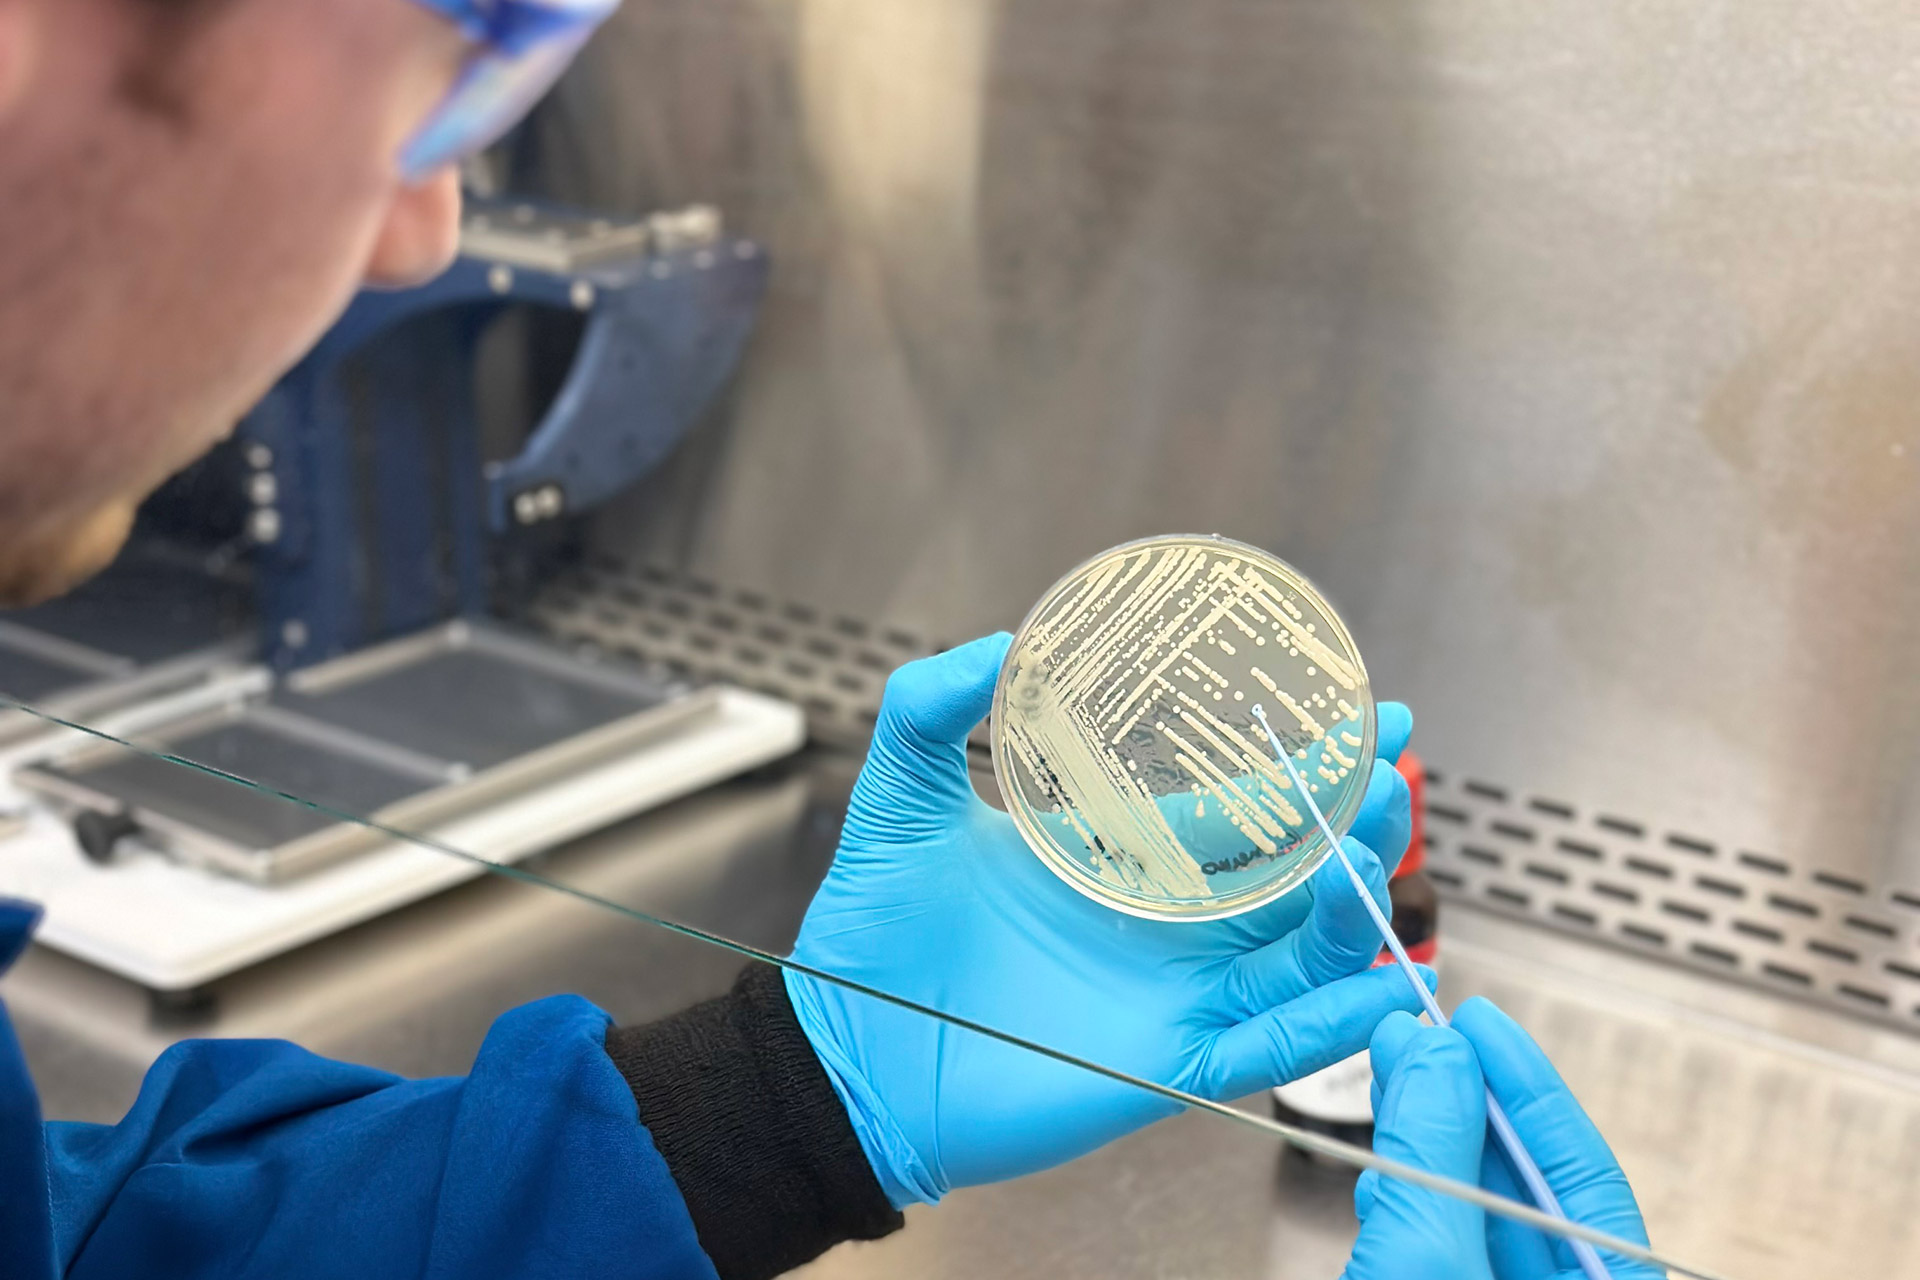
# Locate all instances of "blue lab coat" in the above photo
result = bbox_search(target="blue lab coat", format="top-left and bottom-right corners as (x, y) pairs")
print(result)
(0, 899), (719, 1279)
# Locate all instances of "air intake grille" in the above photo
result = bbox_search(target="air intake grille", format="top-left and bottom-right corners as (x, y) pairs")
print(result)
(1421, 771), (1920, 1032)
(524, 557), (1920, 1035)
(518, 557), (927, 749)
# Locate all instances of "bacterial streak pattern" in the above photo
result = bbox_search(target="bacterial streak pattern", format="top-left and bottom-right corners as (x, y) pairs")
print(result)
(1002, 543), (1365, 901)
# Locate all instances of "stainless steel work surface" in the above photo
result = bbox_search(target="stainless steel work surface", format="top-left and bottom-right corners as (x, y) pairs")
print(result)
(7, 753), (1919, 1278)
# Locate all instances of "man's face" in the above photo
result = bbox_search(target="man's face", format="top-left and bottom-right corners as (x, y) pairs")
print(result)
(0, 0), (473, 605)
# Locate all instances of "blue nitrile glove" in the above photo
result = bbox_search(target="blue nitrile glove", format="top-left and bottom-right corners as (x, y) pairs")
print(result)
(1344, 999), (1661, 1280)
(786, 631), (1432, 1207)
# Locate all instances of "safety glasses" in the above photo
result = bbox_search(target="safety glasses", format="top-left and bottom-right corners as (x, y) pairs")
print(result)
(400, 0), (620, 181)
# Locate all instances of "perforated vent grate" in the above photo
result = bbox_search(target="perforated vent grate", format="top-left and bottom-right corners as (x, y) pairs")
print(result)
(517, 556), (938, 749)
(522, 558), (1920, 1034)
(1421, 771), (1920, 1032)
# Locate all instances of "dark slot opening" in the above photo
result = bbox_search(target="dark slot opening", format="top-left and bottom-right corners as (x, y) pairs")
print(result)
(1807, 939), (1858, 964)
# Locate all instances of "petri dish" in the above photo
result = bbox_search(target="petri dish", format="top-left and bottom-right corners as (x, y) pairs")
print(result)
(992, 534), (1376, 922)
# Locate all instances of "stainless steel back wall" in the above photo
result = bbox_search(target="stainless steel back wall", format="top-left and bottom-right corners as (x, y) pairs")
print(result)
(513, 3), (1920, 928)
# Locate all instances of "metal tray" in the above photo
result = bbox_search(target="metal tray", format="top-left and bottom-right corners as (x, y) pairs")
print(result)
(16, 622), (717, 882)
(0, 558), (255, 747)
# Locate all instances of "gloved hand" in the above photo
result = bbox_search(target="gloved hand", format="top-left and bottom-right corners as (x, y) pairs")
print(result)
(1344, 999), (1661, 1280)
(786, 631), (1431, 1207)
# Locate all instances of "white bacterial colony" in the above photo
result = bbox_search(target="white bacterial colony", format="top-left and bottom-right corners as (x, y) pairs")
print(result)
(1000, 540), (1368, 905)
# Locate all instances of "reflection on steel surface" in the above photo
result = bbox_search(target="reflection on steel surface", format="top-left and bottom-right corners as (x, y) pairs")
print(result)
(534, 560), (1920, 1038)
(515, 0), (1920, 994)
(1425, 768), (1920, 1035)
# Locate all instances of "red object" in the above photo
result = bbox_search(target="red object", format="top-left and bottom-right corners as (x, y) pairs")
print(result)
(1393, 749), (1426, 878)
(1374, 748), (1437, 968)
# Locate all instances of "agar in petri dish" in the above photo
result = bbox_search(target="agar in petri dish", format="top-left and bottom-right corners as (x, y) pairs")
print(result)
(991, 534), (1377, 921)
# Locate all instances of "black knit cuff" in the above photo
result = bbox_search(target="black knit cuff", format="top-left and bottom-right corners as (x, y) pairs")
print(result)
(605, 964), (904, 1279)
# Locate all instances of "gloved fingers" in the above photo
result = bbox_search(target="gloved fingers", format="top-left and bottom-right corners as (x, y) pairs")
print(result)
(1376, 701), (1413, 767)
(1251, 758), (1404, 956)
(1199, 964), (1431, 1100)
(1452, 998), (1660, 1278)
(1342, 1016), (1489, 1280)
(1479, 1139), (1561, 1279)
(1211, 883), (1316, 952)
(843, 633), (1012, 846)
(1346, 759), (1413, 879)
(1224, 836), (1393, 1013)
(1189, 702), (1411, 950)
(1285, 699), (1409, 784)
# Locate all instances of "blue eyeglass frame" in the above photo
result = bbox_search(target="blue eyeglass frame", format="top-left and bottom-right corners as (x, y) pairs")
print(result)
(399, 0), (619, 181)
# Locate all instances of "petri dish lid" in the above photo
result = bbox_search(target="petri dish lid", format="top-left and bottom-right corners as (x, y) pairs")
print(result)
(991, 534), (1376, 922)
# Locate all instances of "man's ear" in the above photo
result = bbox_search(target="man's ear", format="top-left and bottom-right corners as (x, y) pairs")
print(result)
(361, 166), (463, 290)
(0, 0), (39, 121)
